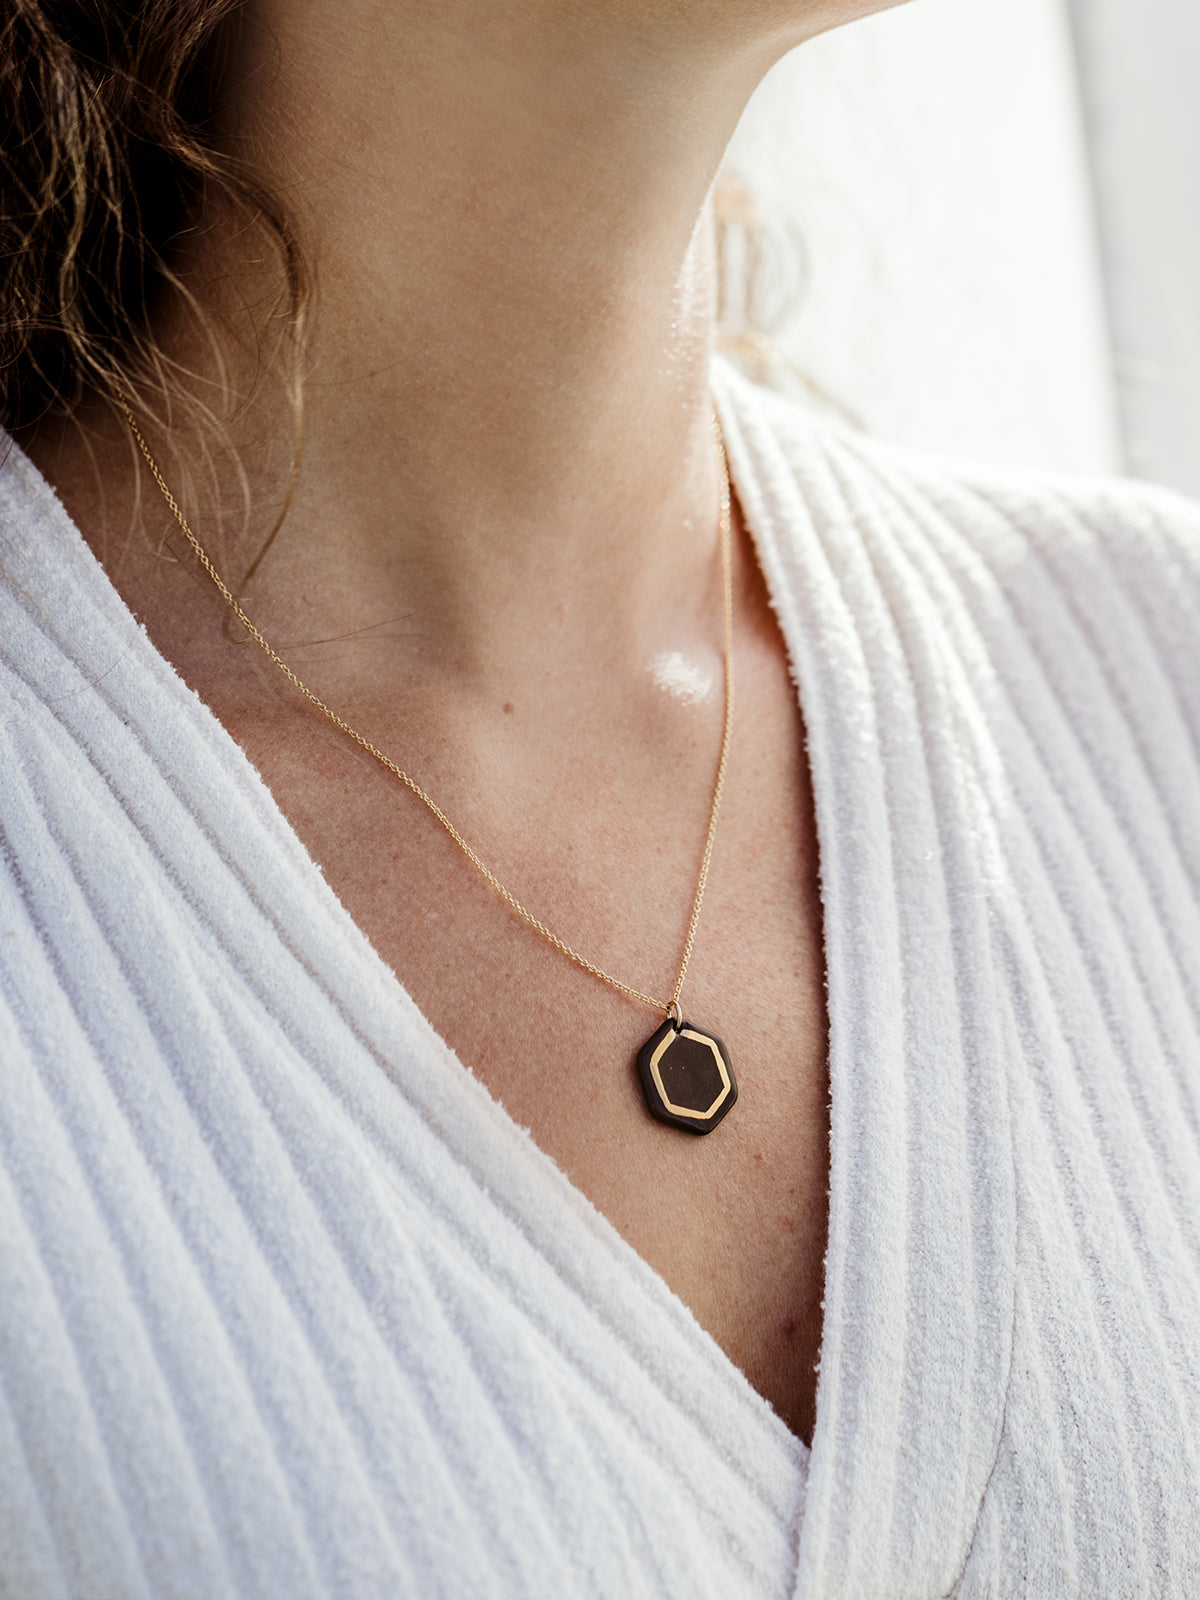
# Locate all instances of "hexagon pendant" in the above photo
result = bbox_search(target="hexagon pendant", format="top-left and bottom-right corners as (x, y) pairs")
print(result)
(636, 1018), (737, 1135)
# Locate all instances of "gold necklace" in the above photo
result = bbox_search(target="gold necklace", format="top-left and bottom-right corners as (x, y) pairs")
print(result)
(121, 401), (739, 1135)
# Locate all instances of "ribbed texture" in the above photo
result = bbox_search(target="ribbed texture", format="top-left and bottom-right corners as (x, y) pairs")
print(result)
(3, 366), (1200, 1597)
(0, 425), (808, 1600)
(717, 371), (1200, 1598)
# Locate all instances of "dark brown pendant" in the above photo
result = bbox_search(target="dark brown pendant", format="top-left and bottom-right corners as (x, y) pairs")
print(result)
(636, 1018), (737, 1135)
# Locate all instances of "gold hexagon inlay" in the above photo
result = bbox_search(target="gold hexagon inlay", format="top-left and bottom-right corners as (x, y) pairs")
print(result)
(649, 1026), (733, 1121)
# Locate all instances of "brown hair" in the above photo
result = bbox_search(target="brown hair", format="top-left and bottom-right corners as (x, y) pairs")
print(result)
(0, 0), (301, 434)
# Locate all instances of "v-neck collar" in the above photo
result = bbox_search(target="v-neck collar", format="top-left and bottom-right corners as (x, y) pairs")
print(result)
(4, 364), (1017, 1597)
(2, 413), (804, 1587)
(715, 363), (1017, 1597)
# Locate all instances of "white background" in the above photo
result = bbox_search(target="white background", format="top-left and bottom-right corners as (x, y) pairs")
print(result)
(1068, 0), (1200, 495)
(726, 0), (1197, 492)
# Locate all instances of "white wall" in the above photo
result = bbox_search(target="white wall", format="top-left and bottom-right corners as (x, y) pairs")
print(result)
(1068, 0), (1200, 497)
(725, 0), (1123, 478)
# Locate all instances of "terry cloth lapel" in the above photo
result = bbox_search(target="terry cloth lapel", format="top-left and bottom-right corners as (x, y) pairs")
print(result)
(715, 362), (1018, 1600)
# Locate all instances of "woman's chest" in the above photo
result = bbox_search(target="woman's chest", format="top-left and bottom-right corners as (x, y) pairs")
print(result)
(223, 662), (832, 1441)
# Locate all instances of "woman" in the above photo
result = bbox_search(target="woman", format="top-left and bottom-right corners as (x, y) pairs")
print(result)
(2, 0), (1199, 1594)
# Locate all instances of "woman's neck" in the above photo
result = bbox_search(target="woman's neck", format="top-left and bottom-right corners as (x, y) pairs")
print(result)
(34, 1), (813, 695)
(179, 4), (797, 667)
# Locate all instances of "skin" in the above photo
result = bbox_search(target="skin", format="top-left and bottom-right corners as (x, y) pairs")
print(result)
(26, 0), (906, 1443)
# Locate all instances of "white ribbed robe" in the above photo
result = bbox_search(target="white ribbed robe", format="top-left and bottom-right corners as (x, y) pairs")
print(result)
(2, 363), (1200, 1598)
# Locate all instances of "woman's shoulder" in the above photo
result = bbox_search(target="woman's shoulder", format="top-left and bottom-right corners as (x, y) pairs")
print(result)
(845, 410), (1200, 598)
(716, 359), (1200, 688)
(717, 355), (1200, 571)
(716, 362), (1200, 880)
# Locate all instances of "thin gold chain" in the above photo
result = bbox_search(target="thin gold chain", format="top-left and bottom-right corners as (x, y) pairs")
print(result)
(120, 399), (735, 1020)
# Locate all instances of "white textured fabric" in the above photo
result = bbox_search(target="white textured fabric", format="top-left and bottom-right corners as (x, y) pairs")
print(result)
(2, 364), (1200, 1598)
